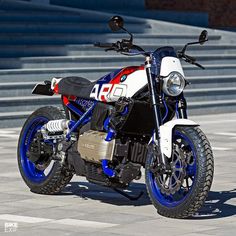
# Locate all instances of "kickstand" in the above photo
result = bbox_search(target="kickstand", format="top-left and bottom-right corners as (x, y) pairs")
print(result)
(113, 188), (144, 201)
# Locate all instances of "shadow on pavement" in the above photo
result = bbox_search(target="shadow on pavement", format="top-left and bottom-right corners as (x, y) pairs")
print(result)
(190, 188), (236, 219)
(61, 181), (151, 206)
(61, 181), (236, 218)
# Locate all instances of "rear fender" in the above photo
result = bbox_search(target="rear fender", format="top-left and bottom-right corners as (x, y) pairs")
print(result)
(160, 119), (199, 158)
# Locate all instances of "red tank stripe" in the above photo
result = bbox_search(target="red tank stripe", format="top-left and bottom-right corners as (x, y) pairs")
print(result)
(109, 66), (144, 85)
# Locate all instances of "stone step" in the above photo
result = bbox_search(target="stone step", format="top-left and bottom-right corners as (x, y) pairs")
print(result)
(185, 87), (236, 102)
(67, 44), (236, 56)
(0, 22), (151, 34)
(1, 73), (235, 98)
(0, 12), (114, 23)
(0, 111), (31, 128)
(187, 75), (236, 89)
(0, 43), (233, 59)
(0, 55), (142, 69)
(50, 0), (145, 11)
(0, 33), (221, 45)
(0, 84), (234, 104)
(184, 64), (236, 76)
(102, 9), (208, 27)
(188, 99), (236, 115)
(0, 96), (61, 112)
(0, 64), (235, 82)
(0, 82), (36, 97)
(0, 54), (235, 69)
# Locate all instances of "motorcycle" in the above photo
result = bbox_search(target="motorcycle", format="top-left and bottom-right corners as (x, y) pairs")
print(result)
(17, 16), (214, 218)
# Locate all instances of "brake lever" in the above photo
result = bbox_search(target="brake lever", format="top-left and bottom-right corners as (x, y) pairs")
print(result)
(194, 62), (205, 70)
(184, 54), (196, 63)
(181, 55), (205, 70)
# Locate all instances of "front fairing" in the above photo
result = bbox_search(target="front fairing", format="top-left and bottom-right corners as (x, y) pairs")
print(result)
(151, 47), (182, 76)
(160, 57), (185, 77)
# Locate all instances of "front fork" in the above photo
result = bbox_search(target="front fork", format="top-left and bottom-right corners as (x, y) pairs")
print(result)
(145, 56), (168, 171)
(176, 94), (188, 119)
(145, 56), (189, 174)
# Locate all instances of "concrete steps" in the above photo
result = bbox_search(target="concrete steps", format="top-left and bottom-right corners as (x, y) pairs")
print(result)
(0, 22), (151, 34)
(50, 0), (207, 27)
(1, 64), (236, 82)
(1, 74), (236, 98)
(0, 33), (221, 45)
(189, 99), (236, 115)
(1, 44), (236, 58)
(0, 0), (235, 127)
(187, 75), (236, 89)
(185, 87), (236, 102)
(0, 96), (61, 112)
(0, 82), (36, 97)
(0, 111), (32, 128)
(0, 54), (236, 69)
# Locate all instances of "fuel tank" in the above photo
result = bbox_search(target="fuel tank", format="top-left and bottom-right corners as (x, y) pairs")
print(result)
(89, 66), (148, 102)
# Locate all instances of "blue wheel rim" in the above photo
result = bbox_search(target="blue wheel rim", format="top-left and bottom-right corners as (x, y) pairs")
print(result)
(19, 116), (52, 183)
(148, 130), (197, 208)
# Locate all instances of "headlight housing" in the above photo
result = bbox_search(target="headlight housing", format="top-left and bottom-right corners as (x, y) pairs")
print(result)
(162, 72), (185, 96)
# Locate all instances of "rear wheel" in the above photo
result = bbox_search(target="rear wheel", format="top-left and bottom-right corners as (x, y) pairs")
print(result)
(145, 126), (214, 218)
(17, 106), (73, 194)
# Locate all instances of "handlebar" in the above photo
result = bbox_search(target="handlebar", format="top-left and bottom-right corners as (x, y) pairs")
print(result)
(94, 40), (146, 56)
(94, 42), (113, 48)
(178, 52), (205, 70)
(95, 40), (205, 69)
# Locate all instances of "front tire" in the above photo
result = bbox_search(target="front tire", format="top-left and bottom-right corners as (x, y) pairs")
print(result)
(145, 126), (214, 218)
(17, 106), (73, 194)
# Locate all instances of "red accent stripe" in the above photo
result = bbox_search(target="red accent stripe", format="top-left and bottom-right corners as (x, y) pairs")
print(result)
(109, 66), (144, 85)
(62, 95), (70, 106)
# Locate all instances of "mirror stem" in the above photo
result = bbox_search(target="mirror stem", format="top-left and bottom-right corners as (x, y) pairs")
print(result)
(120, 26), (133, 42)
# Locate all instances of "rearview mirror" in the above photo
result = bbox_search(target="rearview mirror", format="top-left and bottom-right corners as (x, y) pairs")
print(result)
(199, 30), (208, 44)
(108, 16), (124, 32)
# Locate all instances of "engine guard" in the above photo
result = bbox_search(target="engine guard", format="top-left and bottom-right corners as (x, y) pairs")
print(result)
(159, 119), (199, 158)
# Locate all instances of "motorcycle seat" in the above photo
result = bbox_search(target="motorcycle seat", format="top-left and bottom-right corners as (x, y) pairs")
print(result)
(58, 76), (96, 99)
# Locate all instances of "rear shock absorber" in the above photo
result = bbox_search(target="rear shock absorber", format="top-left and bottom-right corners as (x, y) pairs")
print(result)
(45, 119), (70, 133)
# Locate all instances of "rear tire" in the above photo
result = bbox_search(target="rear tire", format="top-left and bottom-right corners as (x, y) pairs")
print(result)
(17, 106), (73, 194)
(145, 126), (214, 218)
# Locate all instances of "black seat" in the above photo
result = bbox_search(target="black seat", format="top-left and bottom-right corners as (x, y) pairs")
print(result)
(58, 76), (96, 99)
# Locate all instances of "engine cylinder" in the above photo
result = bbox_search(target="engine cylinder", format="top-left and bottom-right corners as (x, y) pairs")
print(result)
(77, 130), (115, 163)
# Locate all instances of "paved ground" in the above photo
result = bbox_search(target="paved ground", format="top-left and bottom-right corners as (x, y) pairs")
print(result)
(0, 113), (235, 236)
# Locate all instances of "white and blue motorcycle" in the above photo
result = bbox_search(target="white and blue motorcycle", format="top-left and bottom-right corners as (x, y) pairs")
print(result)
(18, 16), (214, 218)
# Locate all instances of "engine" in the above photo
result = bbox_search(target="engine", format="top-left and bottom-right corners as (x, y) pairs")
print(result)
(77, 130), (115, 162)
(78, 97), (152, 166)
(77, 129), (147, 186)
(77, 130), (148, 166)
(39, 97), (152, 187)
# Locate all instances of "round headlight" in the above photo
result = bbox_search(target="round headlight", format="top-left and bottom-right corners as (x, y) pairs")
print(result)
(162, 72), (185, 96)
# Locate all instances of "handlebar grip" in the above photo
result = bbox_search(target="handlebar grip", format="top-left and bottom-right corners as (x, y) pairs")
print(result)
(195, 62), (205, 70)
(94, 42), (113, 48)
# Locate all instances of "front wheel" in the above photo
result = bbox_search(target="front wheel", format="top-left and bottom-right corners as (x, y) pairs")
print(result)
(145, 126), (214, 218)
